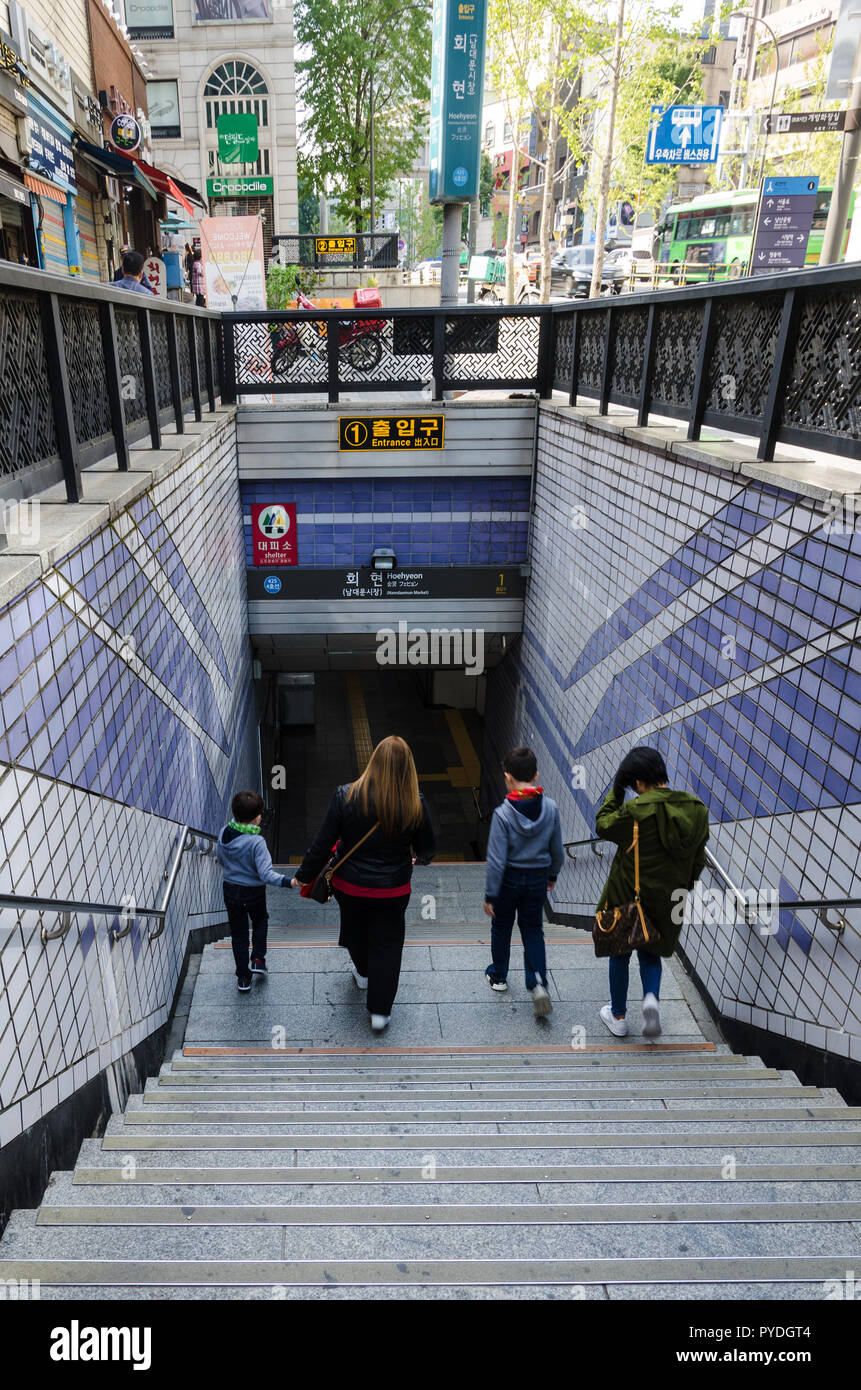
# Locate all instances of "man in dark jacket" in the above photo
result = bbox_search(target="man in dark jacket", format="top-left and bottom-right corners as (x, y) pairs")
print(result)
(595, 746), (709, 1038)
(484, 746), (563, 1017)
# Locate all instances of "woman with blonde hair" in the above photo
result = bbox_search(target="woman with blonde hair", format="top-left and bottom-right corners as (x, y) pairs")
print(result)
(293, 736), (435, 1031)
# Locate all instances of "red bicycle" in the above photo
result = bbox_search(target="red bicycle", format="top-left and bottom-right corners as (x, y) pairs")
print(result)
(271, 289), (386, 374)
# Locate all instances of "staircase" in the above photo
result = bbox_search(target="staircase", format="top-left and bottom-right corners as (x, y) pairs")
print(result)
(2, 866), (861, 1298)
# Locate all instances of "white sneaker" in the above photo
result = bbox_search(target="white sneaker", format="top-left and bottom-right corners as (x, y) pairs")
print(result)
(350, 964), (368, 990)
(599, 1003), (628, 1037)
(486, 973), (508, 992)
(370, 1013), (390, 1032)
(642, 992), (662, 1038)
(531, 984), (553, 1017)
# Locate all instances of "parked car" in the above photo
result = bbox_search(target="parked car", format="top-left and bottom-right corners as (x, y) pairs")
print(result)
(550, 246), (626, 298)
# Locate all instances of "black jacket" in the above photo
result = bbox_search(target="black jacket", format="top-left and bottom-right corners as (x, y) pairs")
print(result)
(297, 784), (436, 891)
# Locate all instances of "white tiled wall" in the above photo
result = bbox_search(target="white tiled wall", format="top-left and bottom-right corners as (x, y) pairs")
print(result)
(0, 420), (256, 1148)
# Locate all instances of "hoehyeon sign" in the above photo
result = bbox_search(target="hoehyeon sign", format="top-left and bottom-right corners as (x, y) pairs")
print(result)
(207, 175), (273, 198)
(429, 0), (488, 203)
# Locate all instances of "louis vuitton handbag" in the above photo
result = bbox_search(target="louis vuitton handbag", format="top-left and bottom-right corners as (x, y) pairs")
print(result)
(593, 821), (661, 957)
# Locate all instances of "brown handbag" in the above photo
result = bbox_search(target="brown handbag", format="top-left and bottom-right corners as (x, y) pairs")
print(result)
(307, 821), (380, 904)
(593, 821), (661, 957)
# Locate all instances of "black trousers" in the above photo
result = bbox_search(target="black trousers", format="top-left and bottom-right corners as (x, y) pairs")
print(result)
(223, 882), (268, 978)
(334, 888), (409, 1016)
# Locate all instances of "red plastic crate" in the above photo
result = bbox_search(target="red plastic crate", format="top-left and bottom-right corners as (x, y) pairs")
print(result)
(353, 287), (383, 309)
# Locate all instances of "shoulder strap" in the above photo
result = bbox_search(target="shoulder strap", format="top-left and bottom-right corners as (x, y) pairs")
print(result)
(329, 821), (380, 875)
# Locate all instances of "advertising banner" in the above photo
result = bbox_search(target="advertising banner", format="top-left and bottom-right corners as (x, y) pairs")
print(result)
(217, 112), (259, 163)
(193, 0), (269, 20)
(428, 0), (488, 203)
(199, 214), (266, 309)
(125, 0), (174, 39)
(27, 95), (76, 192)
(148, 80), (181, 139)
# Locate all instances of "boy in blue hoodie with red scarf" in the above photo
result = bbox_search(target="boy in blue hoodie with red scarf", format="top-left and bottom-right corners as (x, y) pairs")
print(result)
(483, 747), (563, 1017)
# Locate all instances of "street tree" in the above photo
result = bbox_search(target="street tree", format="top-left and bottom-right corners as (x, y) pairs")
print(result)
(296, 0), (431, 234)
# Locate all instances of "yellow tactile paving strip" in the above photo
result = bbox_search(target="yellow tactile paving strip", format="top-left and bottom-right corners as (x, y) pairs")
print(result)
(346, 671), (373, 772)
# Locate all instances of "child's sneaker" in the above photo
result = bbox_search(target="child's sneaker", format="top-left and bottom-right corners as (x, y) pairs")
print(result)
(350, 964), (368, 990)
(531, 984), (552, 1017)
(370, 1013), (390, 1032)
(250, 958), (267, 977)
(599, 1003), (628, 1036)
(486, 972), (508, 993)
(237, 974), (252, 992)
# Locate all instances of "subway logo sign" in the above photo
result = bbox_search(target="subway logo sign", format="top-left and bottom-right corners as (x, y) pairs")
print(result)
(338, 416), (445, 450)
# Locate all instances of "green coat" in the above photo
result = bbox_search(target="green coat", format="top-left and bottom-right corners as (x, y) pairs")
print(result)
(595, 787), (710, 957)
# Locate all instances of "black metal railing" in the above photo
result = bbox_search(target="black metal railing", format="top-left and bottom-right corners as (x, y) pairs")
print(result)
(0, 262), (223, 506)
(271, 232), (400, 270)
(221, 261), (861, 463)
(4, 260), (861, 508)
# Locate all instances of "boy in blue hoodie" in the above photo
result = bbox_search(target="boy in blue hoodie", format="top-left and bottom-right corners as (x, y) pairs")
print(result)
(216, 789), (291, 992)
(483, 747), (563, 1017)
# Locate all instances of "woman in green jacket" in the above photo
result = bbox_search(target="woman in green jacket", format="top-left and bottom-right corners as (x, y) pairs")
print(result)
(595, 747), (709, 1039)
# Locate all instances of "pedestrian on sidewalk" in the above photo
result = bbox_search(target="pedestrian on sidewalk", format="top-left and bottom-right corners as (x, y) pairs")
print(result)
(292, 736), (435, 1033)
(191, 249), (206, 306)
(112, 248), (156, 296)
(595, 747), (709, 1039)
(483, 746), (563, 1018)
(216, 789), (291, 992)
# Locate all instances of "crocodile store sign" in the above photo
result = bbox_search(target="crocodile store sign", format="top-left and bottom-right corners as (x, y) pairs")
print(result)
(207, 175), (273, 198)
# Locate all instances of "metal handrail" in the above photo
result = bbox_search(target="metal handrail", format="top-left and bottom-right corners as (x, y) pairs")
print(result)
(560, 833), (860, 935)
(0, 824), (219, 945)
(471, 786), (490, 823)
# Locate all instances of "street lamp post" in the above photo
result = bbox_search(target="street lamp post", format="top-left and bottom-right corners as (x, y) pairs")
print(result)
(729, 8), (779, 196)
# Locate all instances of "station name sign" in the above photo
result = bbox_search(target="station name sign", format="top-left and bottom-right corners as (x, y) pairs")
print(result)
(338, 416), (445, 451)
(247, 566), (524, 601)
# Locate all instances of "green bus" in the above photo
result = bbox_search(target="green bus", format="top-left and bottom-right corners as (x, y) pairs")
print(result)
(657, 185), (854, 282)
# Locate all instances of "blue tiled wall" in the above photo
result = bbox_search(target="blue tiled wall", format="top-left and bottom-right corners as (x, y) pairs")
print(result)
(240, 476), (531, 568)
(485, 406), (861, 1062)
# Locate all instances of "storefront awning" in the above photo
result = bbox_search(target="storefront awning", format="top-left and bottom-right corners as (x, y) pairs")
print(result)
(24, 172), (66, 204)
(172, 177), (207, 211)
(73, 140), (159, 201)
(126, 157), (195, 216)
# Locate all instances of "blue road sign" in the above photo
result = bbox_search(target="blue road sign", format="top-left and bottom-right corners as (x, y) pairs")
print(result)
(752, 175), (819, 275)
(762, 176), (820, 197)
(646, 105), (723, 165)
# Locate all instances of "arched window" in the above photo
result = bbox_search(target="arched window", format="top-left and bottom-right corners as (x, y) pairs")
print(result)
(204, 61), (269, 129)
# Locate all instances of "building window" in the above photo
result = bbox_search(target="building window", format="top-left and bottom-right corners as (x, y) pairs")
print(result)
(208, 147), (270, 177)
(148, 79), (181, 138)
(503, 119), (511, 143)
(484, 121), (494, 145)
(204, 61), (269, 129)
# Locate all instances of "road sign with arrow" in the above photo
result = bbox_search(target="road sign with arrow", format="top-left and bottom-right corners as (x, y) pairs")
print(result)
(760, 109), (861, 135)
(751, 175), (820, 275)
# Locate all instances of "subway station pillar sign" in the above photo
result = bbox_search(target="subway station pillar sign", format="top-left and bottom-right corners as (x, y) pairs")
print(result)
(429, 0), (488, 204)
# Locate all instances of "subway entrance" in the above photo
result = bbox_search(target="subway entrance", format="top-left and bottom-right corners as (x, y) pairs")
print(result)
(257, 664), (496, 864)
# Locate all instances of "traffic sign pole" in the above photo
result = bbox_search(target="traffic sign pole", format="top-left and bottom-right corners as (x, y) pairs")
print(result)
(820, 33), (861, 262)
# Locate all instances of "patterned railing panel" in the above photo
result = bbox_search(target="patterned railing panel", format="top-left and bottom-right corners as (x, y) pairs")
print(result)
(0, 288), (58, 482)
(179, 317), (193, 402)
(552, 313), (575, 393)
(340, 315), (433, 388)
(445, 313), (539, 385)
(578, 310), (607, 394)
(704, 293), (782, 424)
(650, 301), (704, 412)
(609, 305), (649, 403)
(781, 284), (861, 443)
(236, 318), (328, 390)
(61, 299), (111, 447)
(151, 313), (172, 412)
(115, 308), (147, 425)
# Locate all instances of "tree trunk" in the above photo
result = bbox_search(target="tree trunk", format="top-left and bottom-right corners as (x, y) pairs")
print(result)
(589, 0), (625, 299)
(539, 23), (564, 304)
(505, 108), (522, 305)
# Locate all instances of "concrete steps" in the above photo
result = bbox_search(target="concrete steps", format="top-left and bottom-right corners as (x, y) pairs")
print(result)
(4, 1045), (861, 1296)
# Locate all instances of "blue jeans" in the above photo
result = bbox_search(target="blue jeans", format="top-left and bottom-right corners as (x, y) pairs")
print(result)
(609, 950), (662, 1018)
(486, 868), (548, 990)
